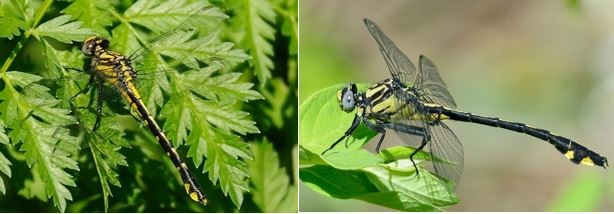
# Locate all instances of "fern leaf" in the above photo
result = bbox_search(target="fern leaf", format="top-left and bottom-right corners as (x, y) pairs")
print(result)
(247, 139), (297, 212)
(0, 0), (29, 39)
(0, 120), (11, 195)
(160, 66), (259, 207)
(123, 0), (227, 34)
(61, 0), (112, 36)
(0, 71), (78, 212)
(184, 64), (262, 104)
(86, 123), (129, 212)
(0, 16), (25, 39)
(34, 15), (94, 43)
(229, 0), (276, 85)
(187, 127), (251, 208)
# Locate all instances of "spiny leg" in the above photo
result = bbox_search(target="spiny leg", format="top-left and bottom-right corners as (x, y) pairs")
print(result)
(92, 78), (104, 131)
(64, 68), (96, 101)
(322, 114), (361, 155)
(409, 132), (431, 176)
(363, 120), (387, 153)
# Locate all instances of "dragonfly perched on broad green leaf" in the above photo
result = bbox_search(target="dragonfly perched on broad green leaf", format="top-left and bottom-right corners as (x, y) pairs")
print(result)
(323, 18), (608, 193)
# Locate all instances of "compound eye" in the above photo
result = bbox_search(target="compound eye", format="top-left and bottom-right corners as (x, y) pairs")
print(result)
(341, 89), (356, 111)
(82, 41), (93, 56)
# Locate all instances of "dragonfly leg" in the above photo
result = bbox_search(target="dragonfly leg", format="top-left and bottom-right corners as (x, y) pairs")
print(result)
(68, 71), (95, 101)
(409, 133), (431, 176)
(92, 78), (104, 131)
(322, 114), (361, 155)
(363, 120), (386, 153)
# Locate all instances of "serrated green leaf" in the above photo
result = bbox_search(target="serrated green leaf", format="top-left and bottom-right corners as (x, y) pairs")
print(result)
(184, 63), (262, 104)
(197, 101), (259, 135)
(189, 126), (251, 208)
(0, 0), (290, 211)
(86, 124), (128, 212)
(61, 0), (112, 36)
(124, 0), (226, 34)
(160, 90), (192, 145)
(0, 70), (79, 212)
(0, 143), (11, 195)
(258, 77), (292, 129)
(247, 139), (297, 212)
(35, 15), (94, 43)
(299, 84), (458, 211)
(158, 31), (250, 68)
(277, 0), (297, 55)
(0, 16), (25, 39)
(229, 0), (276, 85)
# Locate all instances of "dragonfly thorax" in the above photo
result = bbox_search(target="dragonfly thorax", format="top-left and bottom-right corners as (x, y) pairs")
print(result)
(82, 36), (109, 57)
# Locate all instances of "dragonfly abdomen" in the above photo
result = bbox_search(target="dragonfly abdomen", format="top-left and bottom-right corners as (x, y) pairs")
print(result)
(437, 107), (608, 168)
(122, 87), (208, 205)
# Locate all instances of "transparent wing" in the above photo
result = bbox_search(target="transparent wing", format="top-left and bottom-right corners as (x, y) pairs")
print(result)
(428, 122), (463, 187)
(388, 84), (429, 147)
(394, 118), (428, 149)
(416, 55), (456, 108)
(389, 85), (462, 186)
(364, 18), (419, 86)
(127, 5), (216, 66)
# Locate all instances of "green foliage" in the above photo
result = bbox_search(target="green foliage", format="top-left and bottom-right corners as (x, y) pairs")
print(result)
(225, 0), (276, 86)
(0, 0), (297, 212)
(548, 171), (606, 211)
(247, 139), (297, 212)
(299, 84), (458, 211)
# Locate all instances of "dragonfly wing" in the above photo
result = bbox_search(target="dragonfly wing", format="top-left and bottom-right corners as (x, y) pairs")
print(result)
(364, 19), (418, 86)
(417, 55), (457, 108)
(428, 122), (463, 187)
(128, 5), (216, 68)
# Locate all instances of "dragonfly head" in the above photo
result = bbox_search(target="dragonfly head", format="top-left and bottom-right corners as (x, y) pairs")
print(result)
(82, 36), (109, 57)
(337, 83), (358, 112)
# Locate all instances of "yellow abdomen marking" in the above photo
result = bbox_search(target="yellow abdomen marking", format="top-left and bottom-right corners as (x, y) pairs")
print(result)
(189, 192), (200, 202)
(564, 151), (574, 160)
(184, 183), (191, 193)
(581, 157), (595, 166)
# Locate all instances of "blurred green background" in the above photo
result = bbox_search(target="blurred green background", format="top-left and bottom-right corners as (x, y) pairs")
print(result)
(299, 0), (614, 211)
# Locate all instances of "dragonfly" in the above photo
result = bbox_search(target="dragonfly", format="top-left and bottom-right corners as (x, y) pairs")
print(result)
(69, 6), (219, 205)
(323, 18), (608, 188)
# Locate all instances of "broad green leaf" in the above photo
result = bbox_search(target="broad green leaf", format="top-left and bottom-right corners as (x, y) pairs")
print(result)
(34, 15), (94, 43)
(300, 84), (379, 169)
(247, 139), (297, 212)
(299, 84), (459, 211)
